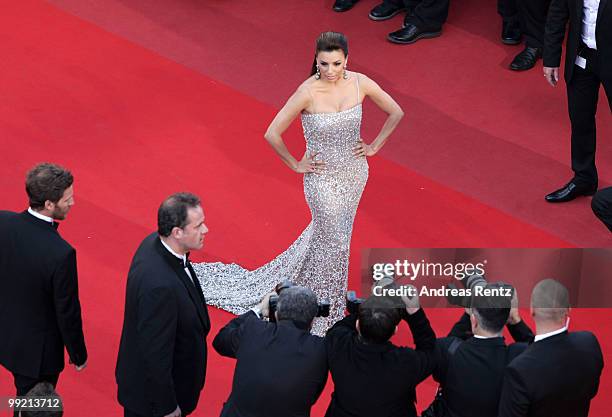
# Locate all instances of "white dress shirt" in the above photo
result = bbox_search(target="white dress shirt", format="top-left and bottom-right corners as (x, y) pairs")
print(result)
(581, 0), (600, 49)
(473, 334), (500, 339)
(27, 207), (54, 224)
(534, 325), (568, 342)
(159, 237), (195, 284)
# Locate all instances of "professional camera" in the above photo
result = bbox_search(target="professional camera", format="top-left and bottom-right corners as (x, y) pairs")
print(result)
(446, 274), (514, 308)
(346, 291), (365, 315)
(346, 267), (412, 315)
(446, 273), (487, 307)
(268, 280), (330, 322)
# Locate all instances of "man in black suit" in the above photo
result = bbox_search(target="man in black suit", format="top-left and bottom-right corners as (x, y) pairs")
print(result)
(543, 0), (611, 202)
(212, 286), (328, 417)
(424, 282), (533, 417)
(116, 193), (211, 417)
(499, 279), (604, 417)
(592, 187), (612, 231)
(0, 163), (88, 410)
(324, 290), (435, 417)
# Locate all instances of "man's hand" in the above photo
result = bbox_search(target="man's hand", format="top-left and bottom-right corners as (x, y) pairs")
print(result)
(73, 360), (87, 372)
(507, 289), (522, 325)
(401, 285), (420, 315)
(543, 67), (559, 87)
(164, 405), (181, 417)
(257, 291), (276, 318)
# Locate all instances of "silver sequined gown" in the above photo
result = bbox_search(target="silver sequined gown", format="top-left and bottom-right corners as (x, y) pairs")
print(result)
(193, 103), (368, 335)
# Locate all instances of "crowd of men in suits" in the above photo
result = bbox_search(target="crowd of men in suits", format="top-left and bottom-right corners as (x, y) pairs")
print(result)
(0, 162), (606, 417)
(331, 0), (611, 212)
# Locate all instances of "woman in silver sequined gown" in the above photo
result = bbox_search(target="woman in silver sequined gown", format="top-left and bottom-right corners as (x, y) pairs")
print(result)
(193, 32), (404, 335)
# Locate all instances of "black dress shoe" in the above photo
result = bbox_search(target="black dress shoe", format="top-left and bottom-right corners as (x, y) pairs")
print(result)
(387, 24), (441, 44)
(333, 0), (359, 12)
(545, 181), (598, 203)
(334, 0), (359, 12)
(369, 2), (405, 20)
(501, 21), (521, 45)
(510, 46), (542, 71)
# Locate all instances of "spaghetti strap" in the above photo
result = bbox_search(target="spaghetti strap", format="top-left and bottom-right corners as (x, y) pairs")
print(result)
(306, 84), (316, 114)
(355, 73), (360, 105)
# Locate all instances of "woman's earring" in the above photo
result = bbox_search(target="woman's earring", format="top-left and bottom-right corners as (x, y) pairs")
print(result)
(315, 65), (321, 80)
(343, 66), (348, 80)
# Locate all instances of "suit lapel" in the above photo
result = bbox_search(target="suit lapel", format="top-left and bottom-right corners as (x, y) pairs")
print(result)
(597, 0), (608, 24)
(577, 0), (585, 20)
(156, 239), (210, 332)
(186, 261), (210, 330)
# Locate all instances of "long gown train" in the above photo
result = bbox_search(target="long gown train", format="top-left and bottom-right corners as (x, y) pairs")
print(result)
(193, 95), (367, 336)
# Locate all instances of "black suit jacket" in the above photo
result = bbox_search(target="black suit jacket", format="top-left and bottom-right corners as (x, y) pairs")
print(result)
(433, 313), (533, 417)
(324, 309), (436, 417)
(0, 210), (87, 378)
(115, 233), (211, 417)
(499, 331), (603, 417)
(544, 0), (612, 82)
(212, 311), (328, 417)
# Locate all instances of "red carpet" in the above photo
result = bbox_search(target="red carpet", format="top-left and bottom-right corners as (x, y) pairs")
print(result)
(0, 0), (610, 416)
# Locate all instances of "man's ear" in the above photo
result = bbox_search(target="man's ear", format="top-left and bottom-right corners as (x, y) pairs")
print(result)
(44, 200), (55, 211)
(171, 226), (183, 239)
(470, 312), (477, 331)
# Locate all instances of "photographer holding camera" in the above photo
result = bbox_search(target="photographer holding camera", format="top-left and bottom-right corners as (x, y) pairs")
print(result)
(324, 286), (436, 417)
(212, 285), (328, 417)
(423, 278), (534, 417)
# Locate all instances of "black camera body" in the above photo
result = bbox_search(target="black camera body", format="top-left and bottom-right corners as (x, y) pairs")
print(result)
(268, 280), (330, 322)
(446, 274), (487, 307)
(446, 274), (514, 308)
(346, 291), (365, 315)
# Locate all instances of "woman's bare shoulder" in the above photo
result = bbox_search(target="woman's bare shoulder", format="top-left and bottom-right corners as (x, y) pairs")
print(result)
(353, 72), (380, 93)
(299, 76), (319, 89)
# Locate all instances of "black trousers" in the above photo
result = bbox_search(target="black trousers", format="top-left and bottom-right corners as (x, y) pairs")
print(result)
(567, 47), (612, 186)
(12, 372), (59, 417)
(517, 0), (550, 47)
(12, 372), (60, 396)
(592, 187), (612, 232)
(384, 0), (449, 30)
(498, 0), (519, 25)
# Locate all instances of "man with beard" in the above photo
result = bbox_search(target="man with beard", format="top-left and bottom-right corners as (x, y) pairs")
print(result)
(0, 163), (88, 416)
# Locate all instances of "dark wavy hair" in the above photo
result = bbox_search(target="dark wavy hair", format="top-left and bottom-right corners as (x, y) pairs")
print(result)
(25, 163), (74, 209)
(310, 31), (349, 76)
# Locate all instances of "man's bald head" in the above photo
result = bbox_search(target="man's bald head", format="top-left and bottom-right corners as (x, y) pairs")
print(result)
(531, 279), (570, 324)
